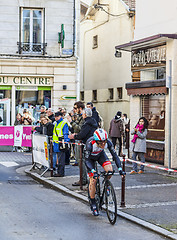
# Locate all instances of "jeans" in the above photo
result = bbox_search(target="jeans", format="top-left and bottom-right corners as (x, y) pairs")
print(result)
(53, 151), (65, 176)
(132, 152), (145, 172)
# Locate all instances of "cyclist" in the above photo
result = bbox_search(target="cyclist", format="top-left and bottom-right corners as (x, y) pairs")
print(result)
(85, 128), (125, 216)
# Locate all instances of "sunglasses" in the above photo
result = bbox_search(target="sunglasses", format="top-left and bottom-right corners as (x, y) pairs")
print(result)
(96, 140), (107, 144)
(73, 107), (77, 110)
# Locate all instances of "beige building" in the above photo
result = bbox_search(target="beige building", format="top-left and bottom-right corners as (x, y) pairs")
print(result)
(80, 0), (135, 131)
(0, 0), (79, 125)
(116, 0), (177, 168)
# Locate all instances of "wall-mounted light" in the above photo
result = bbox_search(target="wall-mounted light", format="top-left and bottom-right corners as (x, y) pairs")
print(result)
(115, 50), (122, 58)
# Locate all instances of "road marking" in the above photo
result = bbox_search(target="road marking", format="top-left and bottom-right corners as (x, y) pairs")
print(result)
(119, 201), (177, 209)
(0, 162), (19, 167)
(115, 182), (177, 190)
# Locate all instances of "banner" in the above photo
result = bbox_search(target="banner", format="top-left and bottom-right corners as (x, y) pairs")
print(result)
(0, 126), (32, 147)
(21, 126), (32, 147)
(32, 133), (50, 168)
(0, 126), (14, 146)
(14, 125), (23, 146)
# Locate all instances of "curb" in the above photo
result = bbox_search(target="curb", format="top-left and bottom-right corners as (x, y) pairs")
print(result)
(25, 169), (177, 240)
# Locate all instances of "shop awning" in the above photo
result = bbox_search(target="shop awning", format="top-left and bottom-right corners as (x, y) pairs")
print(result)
(125, 79), (168, 96)
(115, 34), (177, 51)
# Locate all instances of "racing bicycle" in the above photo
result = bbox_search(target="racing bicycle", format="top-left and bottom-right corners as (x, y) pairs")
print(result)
(88, 165), (117, 225)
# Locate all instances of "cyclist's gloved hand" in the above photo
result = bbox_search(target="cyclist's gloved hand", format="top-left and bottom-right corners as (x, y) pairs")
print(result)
(93, 172), (98, 179)
(118, 168), (126, 176)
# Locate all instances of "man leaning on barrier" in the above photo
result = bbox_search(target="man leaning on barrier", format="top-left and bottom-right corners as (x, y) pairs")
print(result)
(52, 111), (70, 177)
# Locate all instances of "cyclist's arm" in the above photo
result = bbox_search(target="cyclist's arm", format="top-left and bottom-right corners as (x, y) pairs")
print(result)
(107, 139), (122, 169)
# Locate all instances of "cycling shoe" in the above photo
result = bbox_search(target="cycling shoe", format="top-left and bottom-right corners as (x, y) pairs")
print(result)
(91, 203), (99, 216)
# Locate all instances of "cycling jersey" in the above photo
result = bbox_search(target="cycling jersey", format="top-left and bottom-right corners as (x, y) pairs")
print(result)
(85, 136), (122, 172)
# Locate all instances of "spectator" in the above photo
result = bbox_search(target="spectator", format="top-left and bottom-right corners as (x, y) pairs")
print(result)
(68, 108), (98, 186)
(130, 117), (149, 174)
(86, 102), (100, 126)
(14, 113), (22, 125)
(47, 108), (55, 123)
(40, 105), (47, 115)
(21, 109), (33, 125)
(109, 111), (124, 156)
(67, 101), (85, 167)
(122, 113), (130, 149)
(52, 111), (70, 177)
(32, 116), (54, 137)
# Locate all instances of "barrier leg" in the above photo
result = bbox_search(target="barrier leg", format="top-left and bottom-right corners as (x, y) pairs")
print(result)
(120, 154), (126, 207)
(50, 138), (53, 177)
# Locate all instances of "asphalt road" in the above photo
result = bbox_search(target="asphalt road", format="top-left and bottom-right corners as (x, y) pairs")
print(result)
(0, 159), (168, 240)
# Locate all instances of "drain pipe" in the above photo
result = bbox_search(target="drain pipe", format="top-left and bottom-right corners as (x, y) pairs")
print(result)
(168, 60), (172, 171)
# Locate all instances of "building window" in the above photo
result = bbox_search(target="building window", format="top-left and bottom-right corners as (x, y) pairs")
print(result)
(93, 35), (98, 49)
(141, 94), (165, 141)
(117, 87), (122, 99)
(18, 8), (47, 54)
(108, 88), (114, 100)
(92, 90), (97, 102)
(80, 91), (84, 101)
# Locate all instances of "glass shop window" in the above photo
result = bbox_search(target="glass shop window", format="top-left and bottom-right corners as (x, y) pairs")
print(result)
(16, 89), (51, 123)
(141, 94), (165, 141)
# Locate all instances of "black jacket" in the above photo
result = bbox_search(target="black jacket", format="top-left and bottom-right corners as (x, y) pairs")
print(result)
(92, 107), (100, 125)
(35, 122), (54, 136)
(74, 117), (98, 143)
(48, 114), (55, 123)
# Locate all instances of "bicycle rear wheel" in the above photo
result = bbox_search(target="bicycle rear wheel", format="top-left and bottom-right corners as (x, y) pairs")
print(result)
(105, 180), (117, 225)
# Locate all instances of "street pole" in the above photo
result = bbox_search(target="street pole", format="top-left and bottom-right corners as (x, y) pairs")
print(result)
(75, 0), (80, 101)
(168, 60), (172, 171)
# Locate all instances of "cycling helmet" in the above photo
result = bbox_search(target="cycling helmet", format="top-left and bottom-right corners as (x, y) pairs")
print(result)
(94, 128), (108, 141)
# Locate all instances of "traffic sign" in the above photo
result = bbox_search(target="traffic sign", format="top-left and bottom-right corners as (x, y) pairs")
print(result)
(60, 95), (76, 100)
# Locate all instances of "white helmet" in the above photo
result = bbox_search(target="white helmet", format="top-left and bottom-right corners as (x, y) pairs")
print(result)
(93, 128), (108, 141)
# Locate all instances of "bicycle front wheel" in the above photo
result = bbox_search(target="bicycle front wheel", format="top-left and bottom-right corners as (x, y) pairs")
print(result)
(105, 180), (117, 225)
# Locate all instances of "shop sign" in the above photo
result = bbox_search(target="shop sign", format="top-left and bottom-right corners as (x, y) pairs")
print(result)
(60, 95), (76, 100)
(0, 76), (53, 86)
(132, 46), (166, 67)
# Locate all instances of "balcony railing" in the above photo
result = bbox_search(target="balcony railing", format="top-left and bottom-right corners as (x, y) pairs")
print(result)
(17, 42), (47, 55)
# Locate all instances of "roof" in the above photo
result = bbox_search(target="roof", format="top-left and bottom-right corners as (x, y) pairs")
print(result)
(115, 34), (177, 51)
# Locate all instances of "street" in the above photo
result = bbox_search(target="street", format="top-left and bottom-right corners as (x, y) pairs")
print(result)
(0, 153), (167, 240)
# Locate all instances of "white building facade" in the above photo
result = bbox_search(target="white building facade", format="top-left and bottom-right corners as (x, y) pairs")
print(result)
(116, 0), (177, 168)
(80, 0), (135, 131)
(0, 0), (79, 125)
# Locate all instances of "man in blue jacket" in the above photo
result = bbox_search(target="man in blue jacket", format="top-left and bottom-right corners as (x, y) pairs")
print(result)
(53, 111), (70, 177)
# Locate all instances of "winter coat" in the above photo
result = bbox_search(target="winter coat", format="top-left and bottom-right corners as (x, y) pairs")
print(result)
(74, 117), (98, 143)
(92, 107), (100, 124)
(48, 114), (55, 123)
(130, 129), (147, 153)
(109, 117), (124, 138)
(70, 114), (85, 133)
(35, 122), (54, 136)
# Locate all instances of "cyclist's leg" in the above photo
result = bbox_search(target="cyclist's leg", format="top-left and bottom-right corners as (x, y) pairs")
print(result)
(87, 159), (99, 216)
(98, 151), (113, 179)
(87, 159), (97, 199)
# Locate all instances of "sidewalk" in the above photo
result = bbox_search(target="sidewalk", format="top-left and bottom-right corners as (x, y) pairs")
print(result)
(24, 158), (177, 240)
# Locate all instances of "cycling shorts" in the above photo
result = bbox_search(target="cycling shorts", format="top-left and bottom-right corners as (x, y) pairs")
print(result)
(86, 151), (112, 173)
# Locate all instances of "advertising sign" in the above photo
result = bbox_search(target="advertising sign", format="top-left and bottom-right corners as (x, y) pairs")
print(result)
(0, 126), (14, 145)
(22, 126), (32, 147)
(32, 133), (49, 168)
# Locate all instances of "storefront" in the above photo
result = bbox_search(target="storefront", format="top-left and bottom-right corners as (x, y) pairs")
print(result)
(0, 75), (52, 125)
(0, 58), (77, 126)
(115, 34), (177, 168)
